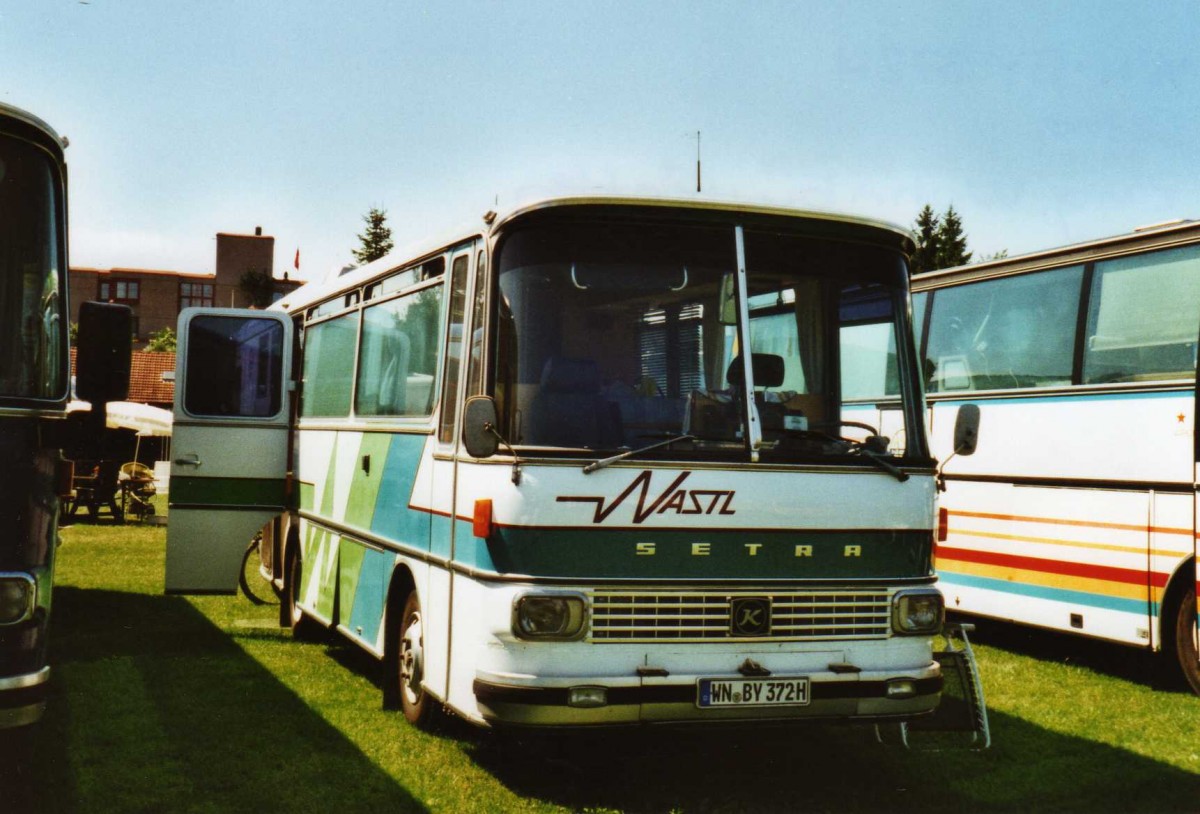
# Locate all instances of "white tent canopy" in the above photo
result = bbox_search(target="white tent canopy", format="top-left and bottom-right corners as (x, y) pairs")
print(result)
(67, 400), (173, 437)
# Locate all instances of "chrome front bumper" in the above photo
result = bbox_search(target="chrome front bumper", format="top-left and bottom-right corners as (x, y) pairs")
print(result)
(474, 661), (942, 727)
(0, 666), (50, 729)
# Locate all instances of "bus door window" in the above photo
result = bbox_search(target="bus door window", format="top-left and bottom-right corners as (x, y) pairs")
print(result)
(437, 253), (471, 445)
(463, 250), (488, 400)
(184, 315), (286, 418)
(839, 283), (906, 451)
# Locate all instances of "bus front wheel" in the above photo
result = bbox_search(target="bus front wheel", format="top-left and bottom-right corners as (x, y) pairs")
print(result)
(1168, 587), (1200, 695)
(396, 591), (440, 729)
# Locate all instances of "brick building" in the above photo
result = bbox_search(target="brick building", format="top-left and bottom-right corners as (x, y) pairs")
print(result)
(68, 227), (303, 348)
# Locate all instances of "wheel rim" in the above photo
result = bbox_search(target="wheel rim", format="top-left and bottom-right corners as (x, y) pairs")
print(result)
(400, 609), (424, 707)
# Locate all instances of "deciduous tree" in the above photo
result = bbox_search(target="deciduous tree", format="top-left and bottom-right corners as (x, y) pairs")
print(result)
(145, 326), (176, 353)
(238, 268), (275, 308)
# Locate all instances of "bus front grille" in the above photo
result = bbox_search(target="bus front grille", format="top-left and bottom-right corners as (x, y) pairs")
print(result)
(589, 590), (892, 642)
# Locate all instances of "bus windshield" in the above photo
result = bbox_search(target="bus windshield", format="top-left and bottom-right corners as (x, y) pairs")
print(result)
(0, 133), (65, 401)
(495, 219), (914, 463)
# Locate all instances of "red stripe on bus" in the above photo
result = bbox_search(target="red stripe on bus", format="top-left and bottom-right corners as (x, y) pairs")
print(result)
(938, 546), (1169, 588)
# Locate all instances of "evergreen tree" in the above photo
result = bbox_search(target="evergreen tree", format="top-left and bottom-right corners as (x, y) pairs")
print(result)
(910, 205), (941, 275)
(935, 205), (972, 269)
(352, 206), (394, 265)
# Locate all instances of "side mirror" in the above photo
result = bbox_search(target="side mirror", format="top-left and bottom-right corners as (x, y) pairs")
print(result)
(462, 396), (499, 459)
(953, 403), (980, 456)
(75, 301), (132, 403)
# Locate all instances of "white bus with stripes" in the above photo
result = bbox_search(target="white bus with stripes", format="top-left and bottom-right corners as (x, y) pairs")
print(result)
(909, 219), (1200, 693)
(166, 196), (986, 736)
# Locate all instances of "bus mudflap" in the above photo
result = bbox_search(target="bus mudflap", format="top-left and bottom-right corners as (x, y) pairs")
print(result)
(875, 623), (991, 750)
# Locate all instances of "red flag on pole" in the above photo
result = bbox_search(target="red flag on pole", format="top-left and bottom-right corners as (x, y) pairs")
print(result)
(294, 248), (300, 270)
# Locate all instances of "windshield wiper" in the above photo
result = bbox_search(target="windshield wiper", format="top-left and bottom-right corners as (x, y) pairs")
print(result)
(848, 435), (909, 482)
(582, 434), (694, 474)
(804, 427), (910, 483)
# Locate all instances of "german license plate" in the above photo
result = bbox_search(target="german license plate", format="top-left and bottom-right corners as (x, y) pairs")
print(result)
(696, 677), (811, 708)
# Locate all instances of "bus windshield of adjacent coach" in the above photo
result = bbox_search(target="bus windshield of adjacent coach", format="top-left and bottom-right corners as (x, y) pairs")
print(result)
(494, 218), (915, 464)
(0, 132), (65, 401)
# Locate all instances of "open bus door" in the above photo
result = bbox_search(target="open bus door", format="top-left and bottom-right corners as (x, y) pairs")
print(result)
(165, 309), (292, 594)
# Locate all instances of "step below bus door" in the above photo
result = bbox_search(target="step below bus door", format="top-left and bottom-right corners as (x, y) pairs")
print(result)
(165, 308), (293, 594)
(875, 623), (991, 750)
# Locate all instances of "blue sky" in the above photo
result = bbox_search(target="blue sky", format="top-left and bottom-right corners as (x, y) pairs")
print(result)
(3, 1), (1200, 282)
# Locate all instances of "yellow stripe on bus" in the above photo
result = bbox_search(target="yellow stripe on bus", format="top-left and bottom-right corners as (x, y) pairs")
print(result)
(940, 557), (1151, 602)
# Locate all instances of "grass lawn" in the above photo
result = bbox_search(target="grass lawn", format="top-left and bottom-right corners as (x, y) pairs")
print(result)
(1, 519), (1199, 812)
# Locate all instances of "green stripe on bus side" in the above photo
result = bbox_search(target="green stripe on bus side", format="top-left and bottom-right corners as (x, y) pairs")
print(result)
(345, 433), (390, 528)
(338, 539), (366, 625)
(484, 527), (933, 580)
(170, 476), (286, 507)
(314, 439), (341, 620)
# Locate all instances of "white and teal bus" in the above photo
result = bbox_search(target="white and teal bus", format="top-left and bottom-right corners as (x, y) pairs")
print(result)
(912, 219), (1200, 693)
(165, 196), (975, 731)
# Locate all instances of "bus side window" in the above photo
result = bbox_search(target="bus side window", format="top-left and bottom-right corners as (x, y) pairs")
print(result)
(298, 311), (359, 418)
(1083, 245), (1200, 384)
(438, 254), (471, 444)
(924, 267), (1081, 393)
(356, 285), (441, 417)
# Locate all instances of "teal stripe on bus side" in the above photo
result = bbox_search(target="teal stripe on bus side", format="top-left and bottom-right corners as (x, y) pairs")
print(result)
(941, 571), (1149, 616)
(370, 434), (432, 553)
(348, 546), (390, 645)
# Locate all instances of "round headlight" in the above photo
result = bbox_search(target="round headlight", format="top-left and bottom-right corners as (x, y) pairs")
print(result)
(0, 575), (35, 625)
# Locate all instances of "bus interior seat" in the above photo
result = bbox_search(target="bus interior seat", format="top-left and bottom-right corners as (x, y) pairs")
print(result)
(724, 354), (819, 438)
(527, 356), (623, 449)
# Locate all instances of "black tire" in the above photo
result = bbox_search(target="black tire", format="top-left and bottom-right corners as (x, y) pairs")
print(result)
(394, 591), (441, 729)
(239, 537), (277, 606)
(1166, 586), (1200, 695)
(286, 550), (325, 642)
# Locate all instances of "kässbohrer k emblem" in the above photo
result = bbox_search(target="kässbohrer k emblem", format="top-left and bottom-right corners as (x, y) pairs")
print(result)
(730, 596), (771, 636)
